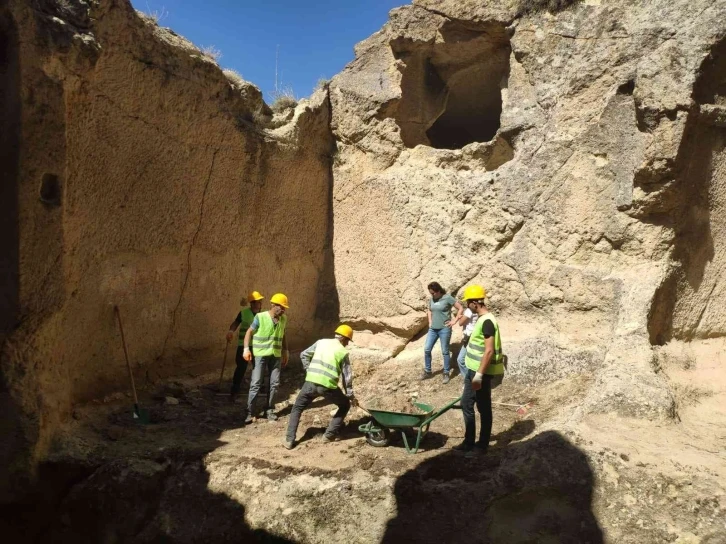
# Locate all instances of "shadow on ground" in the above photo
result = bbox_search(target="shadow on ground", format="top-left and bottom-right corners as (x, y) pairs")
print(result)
(381, 429), (604, 544)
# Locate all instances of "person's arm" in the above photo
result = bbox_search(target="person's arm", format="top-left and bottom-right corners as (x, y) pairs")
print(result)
(341, 355), (355, 399)
(472, 320), (495, 389)
(226, 312), (242, 342)
(427, 307), (432, 328)
(444, 295), (464, 327)
(458, 310), (471, 328)
(282, 330), (289, 367)
(299, 342), (317, 370)
(477, 336), (495, 375)
(243, 317), (258, 362)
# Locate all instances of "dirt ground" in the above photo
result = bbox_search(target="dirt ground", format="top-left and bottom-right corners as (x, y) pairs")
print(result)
(10, 344), (724, 543)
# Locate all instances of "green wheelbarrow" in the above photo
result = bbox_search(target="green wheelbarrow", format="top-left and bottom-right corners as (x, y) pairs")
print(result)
(358, 396), (462, 454)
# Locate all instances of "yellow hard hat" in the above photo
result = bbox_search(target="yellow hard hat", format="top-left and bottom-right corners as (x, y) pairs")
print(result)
(335, 324), (354, 340)
(247, 290), (265, 302)
(462, 285), (487, 301)
(270, 293), (289, 308)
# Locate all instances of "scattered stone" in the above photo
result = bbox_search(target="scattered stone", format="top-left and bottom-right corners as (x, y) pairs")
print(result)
(165, 396), (180, 405)
(620, 453), (630, 462)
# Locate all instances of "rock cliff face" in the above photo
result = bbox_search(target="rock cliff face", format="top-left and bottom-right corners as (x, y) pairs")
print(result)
(330, 0), (726, 417)
(1, 0), (335, 497)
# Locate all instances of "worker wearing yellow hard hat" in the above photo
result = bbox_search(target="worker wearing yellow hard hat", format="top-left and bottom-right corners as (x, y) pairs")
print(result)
(226, 291), (265, 402)
(455, 284), (505, 455)
(283, 324), (357, 449)
(242, 292), (290, 423)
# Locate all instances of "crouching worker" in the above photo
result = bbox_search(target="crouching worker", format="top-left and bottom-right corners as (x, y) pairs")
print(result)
(284, 325), (356, 450)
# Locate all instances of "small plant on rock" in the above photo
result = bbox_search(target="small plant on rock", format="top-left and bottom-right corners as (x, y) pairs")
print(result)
(200, 45), (222, 63)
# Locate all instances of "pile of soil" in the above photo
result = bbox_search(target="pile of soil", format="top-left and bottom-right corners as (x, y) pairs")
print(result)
(365, 396), (429, 414)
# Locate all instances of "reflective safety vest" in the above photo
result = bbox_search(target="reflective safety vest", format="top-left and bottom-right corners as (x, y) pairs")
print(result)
(306, 338), (348, 389)
(252, 311), (287, 357)
(237, 307), (256, 346)
(464, 312), (504, 375)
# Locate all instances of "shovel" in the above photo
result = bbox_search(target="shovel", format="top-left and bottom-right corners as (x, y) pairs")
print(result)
(215, 339), (231, 394)
(114, 305), (150, 424)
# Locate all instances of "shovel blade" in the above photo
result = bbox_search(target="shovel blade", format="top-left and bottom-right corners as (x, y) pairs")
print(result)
(133, 404), (150, 424)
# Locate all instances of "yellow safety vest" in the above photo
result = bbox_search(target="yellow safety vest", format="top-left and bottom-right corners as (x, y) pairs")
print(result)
(306, 338), (348, 389)
(238, 307), (256, 346)
(465, 312), (504, 375)
(252, 312), (287, 357)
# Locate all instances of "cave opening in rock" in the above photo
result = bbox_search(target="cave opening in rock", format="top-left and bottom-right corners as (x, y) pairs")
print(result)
(392, 21), (511, 150)
(40, 173), (61, 205)
(0, 15), (20, 334)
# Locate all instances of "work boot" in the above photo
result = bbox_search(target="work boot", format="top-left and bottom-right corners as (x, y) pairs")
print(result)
(442, 373), (450, 385)
(243, 412), (253, 425)
(474, 441), (489, 454)
(420, 371), (432, 381)
(321, 433), (336, 443)
(283, 438), (295, 450)
(266, 409), (278, 421)
(229, 393), (238, 404)
(453, 441), (474, 452)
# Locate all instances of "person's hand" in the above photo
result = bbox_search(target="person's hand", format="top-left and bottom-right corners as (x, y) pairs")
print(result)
(350, 397), (359, 407)
(444, 320), (454, 328)
(243, 347), (252, 362)
(282, 349), (290, 368)
(226, 331), (234, 342)
(472, 372), (483, 391)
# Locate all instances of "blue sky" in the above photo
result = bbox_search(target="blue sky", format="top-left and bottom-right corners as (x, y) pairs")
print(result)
(132, 0), (406, 101)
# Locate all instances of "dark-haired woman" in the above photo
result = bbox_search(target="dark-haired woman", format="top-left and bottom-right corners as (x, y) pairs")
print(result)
(422, 282), (463, 384)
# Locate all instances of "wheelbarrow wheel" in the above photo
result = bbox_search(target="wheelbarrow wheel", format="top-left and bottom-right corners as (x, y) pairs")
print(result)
(366, 428), (389, 447)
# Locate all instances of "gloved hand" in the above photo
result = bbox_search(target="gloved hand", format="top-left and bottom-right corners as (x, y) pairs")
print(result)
(350, 396), (359, 407)
(226, 331), (234, 342)
(243, 347), (252, 362)
(472, 372), (483, 391)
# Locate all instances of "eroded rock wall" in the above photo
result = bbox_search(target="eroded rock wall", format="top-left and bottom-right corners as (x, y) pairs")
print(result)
(329, 0), (726, 419)
(0, 0), (335, 498)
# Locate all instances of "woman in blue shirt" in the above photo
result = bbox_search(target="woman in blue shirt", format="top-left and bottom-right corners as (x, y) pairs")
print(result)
(423, 281), (463, 384)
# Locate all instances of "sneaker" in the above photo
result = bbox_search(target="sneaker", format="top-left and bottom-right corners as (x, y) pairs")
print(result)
(321, 433), (336, 443)
(442, 373), (450, 385)
(266, 410), (278, 421)
(420, 371), (433, 381)
(283, 439), (295, 450)
(453, 441), (474, 452)
(244, 412), (253, 425)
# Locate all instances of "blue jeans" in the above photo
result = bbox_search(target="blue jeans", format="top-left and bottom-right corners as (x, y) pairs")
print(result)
(424, 327), (452, 374)
(457, 342), (468, 377)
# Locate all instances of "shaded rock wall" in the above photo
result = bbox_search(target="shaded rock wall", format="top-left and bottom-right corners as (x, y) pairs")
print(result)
(0, 0), (336, 498)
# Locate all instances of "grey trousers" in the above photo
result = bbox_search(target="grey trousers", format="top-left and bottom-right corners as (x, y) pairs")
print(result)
(286, 381), (351, 442)
(247, 355), (281, 414)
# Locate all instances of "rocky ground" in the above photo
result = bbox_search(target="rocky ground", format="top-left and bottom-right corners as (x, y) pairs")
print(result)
(4, 342), (724, 543)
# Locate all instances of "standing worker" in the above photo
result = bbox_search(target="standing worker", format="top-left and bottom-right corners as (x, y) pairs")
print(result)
(283, 325), (356, 450)
(422, 281), (464, 384)
(242, 293), (290, 423)
(226, 291), (265, 402)
(456, 285), (504, 454)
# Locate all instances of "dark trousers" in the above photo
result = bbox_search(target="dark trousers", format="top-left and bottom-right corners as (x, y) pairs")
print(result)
(230, 346), (248, 396)
(462, 370), (493, 448)
(286, 381), (351, 442)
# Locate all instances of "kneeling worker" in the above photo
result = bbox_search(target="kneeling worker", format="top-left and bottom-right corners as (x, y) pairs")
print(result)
(456, 285), (504, 454)
(284, 325), (356, 449)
